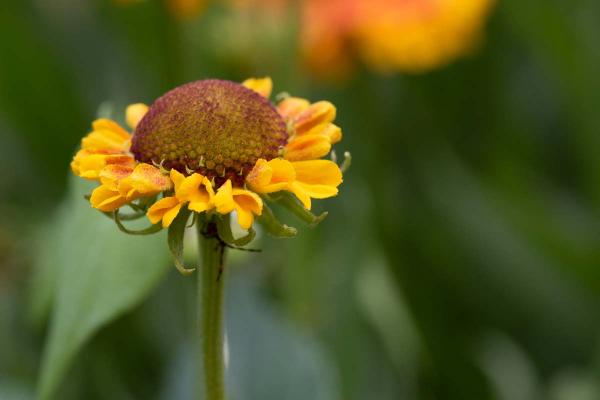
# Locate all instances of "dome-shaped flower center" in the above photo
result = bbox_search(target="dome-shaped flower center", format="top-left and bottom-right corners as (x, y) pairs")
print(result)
(131, 79), (288, 185)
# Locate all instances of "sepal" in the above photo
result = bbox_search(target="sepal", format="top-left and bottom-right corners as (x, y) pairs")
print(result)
(269, 192), (328, 227)
(257, 202), (298, 238)
(331, 150), (352, 173)
(167, 207), (195, 275)
(112, 211), (163, 235)
(216, 214), (256, 247)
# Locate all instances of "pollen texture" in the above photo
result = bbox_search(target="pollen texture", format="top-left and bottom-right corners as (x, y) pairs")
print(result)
(131, 79), (288, 184)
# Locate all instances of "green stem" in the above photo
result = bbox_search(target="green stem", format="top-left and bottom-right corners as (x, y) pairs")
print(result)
(197, 221), (226, 400)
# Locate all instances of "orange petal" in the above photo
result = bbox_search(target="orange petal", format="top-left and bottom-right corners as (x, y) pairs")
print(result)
(99, 164), (135, 189)
(119, 163), (172, 200)
(126, 103), (149, 129)
(293, 101), (336, 135)
(71, 150), (135, 180)
(302, 122), (342, 144)
(277, 97), (310, 121)
(284, 134), (332, 161)
(242, 77), (273, 98)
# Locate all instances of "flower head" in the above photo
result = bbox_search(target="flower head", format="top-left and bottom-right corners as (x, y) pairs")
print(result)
(71, 77), (349, 272)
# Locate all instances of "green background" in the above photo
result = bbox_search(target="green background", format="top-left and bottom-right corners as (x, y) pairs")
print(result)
(1, 0), (600, 399)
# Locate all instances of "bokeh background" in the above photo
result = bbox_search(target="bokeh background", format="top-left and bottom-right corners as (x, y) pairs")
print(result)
(2, 0), (600, 399)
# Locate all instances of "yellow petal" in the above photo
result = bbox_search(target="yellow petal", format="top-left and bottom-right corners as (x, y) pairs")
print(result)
(277, 97), (310, 121)
(242, 77), (273, 98)
(284, 134), (332, 161)
(83, 119), (131, 152)
(232, 188), (263, 230)
(287, 182), (313, 210)
(147, 197), (181, 228)
(246, 158), (295, 193)
(286, 160), (343, 209)
(176, 173), (215, 212)
(214, 180), (235, 214)
(188, 177), (215, 213)
(290, 181), (339, 200)
(170, 169), (186, 192)
(292, 159), (343, 187)
(90, 185), (128, 212)
(293, 101), (336, 135)
(214, 181), (262, 229)
(92, 119), (130, 139)
(162, 202), (183, 228)
(125, 103), (149, 129)
(232, 189), (263, 215)
(176, 173), (203, 201)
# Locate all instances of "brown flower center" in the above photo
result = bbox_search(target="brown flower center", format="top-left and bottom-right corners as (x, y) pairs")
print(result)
(131, 79), (287, 185)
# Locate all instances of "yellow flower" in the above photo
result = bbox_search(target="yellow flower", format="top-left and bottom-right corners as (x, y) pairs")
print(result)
(71, 77), (347, 234)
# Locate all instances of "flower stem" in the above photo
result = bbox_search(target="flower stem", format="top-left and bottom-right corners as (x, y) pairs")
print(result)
(197, 221), (226, 400)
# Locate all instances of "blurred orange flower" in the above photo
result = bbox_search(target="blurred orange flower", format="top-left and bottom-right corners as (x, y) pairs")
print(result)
(113, 0), (206, 19)
(301, 0), (495, 76)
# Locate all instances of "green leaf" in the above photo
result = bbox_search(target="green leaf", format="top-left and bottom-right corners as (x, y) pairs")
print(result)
(35, 177), (170, 400)
(257, 203), (298, 238)
(167, 207), (195, 275)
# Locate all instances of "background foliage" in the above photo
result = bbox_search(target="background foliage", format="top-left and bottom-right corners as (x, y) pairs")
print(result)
(2, 0), (600, 399)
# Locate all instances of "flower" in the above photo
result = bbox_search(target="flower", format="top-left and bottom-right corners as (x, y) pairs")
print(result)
(71, 77), (347, 239)
(300, 0), (496, 76)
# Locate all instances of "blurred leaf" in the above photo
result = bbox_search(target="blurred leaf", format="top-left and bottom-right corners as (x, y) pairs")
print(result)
(0, 0), (86, 192)
(548, 369), (599, 400)
(355, 252), (420, 397)
(477, 333), (542, 400)
(150, 265), (341, 400)
(35, 177), (170, 400)
(0, 379), (34, 400)
(226, 270), (339, 400)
